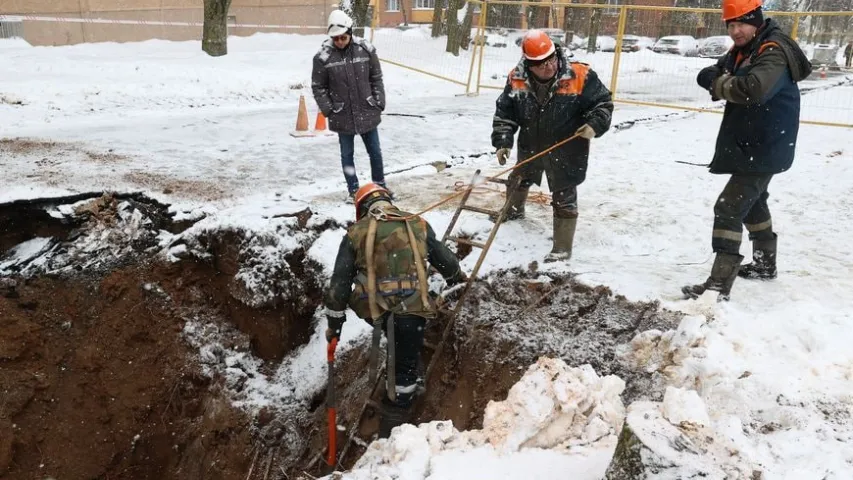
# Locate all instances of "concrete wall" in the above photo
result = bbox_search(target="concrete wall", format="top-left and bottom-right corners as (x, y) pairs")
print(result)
(0, 0), (331, 46)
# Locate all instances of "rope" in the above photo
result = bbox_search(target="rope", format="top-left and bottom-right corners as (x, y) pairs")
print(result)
(451, 181), (552, 205)
(403, 133), (583, 219)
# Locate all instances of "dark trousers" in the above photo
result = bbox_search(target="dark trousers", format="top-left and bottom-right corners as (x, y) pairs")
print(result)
(712, 174), (775, 255)
(378, 313), (425, 409)
(509, 162), (578, 218)
(339, 129), (385, 194)
(847, 55), (853, 68)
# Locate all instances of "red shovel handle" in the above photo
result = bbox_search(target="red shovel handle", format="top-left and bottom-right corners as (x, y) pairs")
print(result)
(326, 337), (339, 469)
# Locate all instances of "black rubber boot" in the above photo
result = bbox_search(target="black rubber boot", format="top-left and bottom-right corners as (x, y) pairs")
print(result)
(738, 234), (777, 280)
(378, 401), (410, 439)
(544, 216), (577, 263)
(682, 252), (744, 301)
(491, 186), (529, 222)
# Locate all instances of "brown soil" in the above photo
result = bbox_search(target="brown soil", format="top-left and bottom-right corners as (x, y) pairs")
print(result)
(1, 193), (682, 480)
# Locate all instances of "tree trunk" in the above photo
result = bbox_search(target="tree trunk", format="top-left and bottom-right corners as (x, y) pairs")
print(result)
(202, 0), (232, 57)
(586, 6), (602, 53)
(341, 0), (371, 37)
(401, 0), (409, 26)
(460, 3), (474, 51)
(432, 0), (444, 37)
(445, 0), (462, 56)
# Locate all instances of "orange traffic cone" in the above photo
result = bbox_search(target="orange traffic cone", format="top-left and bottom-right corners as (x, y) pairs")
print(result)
(314, 111), (327, 131)
(291, 95), (313, 137)
(295, 95), (310, 130)
(820, 66), (827, 79)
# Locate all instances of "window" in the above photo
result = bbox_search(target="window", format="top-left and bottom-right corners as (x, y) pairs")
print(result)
(414, 0), (434, 9)
(387, 0), (399, 11)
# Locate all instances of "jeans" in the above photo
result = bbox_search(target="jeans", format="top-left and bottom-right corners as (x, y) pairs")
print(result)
(339, 129), (385, 194)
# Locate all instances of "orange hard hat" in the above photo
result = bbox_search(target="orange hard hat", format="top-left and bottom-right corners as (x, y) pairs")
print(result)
(354, 183), (391, 219)
(722, 0), (762, 21)
(522, 30), (556, 61)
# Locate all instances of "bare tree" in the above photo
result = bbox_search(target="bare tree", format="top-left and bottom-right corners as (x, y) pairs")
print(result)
(445, 0), (464, 55)
(342, 0), (372, 37)
(460, 4), (474, 50)
(432, 0), (445, 37)
(202, 0), (232, 57)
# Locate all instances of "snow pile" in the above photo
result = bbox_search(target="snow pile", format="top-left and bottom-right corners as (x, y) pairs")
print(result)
(0, 194), (170, 276)
(604, 392), (754, 480)
(617, 315), (708, 389)
(333, 358), (625, 480)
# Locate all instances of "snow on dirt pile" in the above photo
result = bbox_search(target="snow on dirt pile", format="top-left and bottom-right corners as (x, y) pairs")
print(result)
(336, 358), (625, 480)
(454, 269), (684, 403)
(0, 192), (174, 276)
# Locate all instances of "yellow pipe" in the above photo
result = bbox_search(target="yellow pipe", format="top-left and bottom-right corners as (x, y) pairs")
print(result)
(475, 3), (489, 95)
(609, 5), (628, 98)
(615, 99), (852, 128)
(790, 13), (799, 40)
(379, 58), (468, 86)
(465, 1), (485, 95)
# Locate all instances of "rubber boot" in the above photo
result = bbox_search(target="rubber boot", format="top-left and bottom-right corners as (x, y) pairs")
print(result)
(490, 186), (529, 222)
(378, 401), (410, 439)
(738, 234), (777, 280)
(544, 216), (577, 263)
(682, 252), (744, 301)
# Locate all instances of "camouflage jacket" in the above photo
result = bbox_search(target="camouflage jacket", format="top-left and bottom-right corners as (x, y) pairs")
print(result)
(324, 203), (464, 320)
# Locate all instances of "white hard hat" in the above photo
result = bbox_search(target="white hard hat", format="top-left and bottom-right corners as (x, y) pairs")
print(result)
(327, 10), (353, 37)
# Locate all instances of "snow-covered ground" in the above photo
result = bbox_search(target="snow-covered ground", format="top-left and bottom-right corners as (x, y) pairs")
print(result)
(2, 32), (853, 479)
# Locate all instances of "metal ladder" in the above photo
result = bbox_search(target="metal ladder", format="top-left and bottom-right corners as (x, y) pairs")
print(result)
(310, 169), (518, 474)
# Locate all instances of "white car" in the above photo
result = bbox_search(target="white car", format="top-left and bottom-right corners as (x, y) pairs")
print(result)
(699, 35), (734, 59)
(653, 35), (699, 56)
(621, 35), (655, 52)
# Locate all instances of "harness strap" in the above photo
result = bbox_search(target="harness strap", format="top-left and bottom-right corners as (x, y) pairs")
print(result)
(365, 216), (382, 321)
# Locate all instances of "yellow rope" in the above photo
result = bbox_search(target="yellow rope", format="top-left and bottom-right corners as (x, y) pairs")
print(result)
(403, 133), (582, 219)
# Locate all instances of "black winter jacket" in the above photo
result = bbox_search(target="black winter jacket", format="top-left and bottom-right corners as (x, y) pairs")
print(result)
(699, 19), (811, 175)
(311, 37), (385, 135)
(491, 47), (613, 187)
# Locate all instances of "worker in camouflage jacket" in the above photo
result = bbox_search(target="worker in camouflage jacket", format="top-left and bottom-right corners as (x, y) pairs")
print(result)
(312, 10), (390, 200)
(323, 183), (467, 438)
(684, 0), (811, 301)
(491, 30), (613, 262)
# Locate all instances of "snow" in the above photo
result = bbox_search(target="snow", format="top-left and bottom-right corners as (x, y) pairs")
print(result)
(337, 358), (624, 480)
(2, 30), (853, 478)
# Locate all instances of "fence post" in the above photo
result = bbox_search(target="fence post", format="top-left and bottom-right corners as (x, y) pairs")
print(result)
(609, 6), (628, 100)
(475, 1), (489, 95)
(790, 13), (800, 40)
(370, 4), (378, 43)
(465, 0), (486, 95)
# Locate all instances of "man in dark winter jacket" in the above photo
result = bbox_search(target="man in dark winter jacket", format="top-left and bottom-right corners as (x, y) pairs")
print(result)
(845, 40), (852, 69)
(324, 183), (467, 438)
(491, 29), (613, 262)
(312, 10), (389, 201)
(684, 0), (811, 301)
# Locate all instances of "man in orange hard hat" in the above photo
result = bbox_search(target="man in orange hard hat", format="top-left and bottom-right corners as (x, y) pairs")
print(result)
(684, 0), (811, 301)
(323, 183), (467, 437)
(491, 29), (613, 262)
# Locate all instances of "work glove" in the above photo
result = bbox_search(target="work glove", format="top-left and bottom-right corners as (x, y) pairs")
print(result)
(575, 124), (597, 140)
(496, 147), (511, 166)
(366, 96), (383, 110)
(697, 65), (721, 91)
(325, 313), (346, 343)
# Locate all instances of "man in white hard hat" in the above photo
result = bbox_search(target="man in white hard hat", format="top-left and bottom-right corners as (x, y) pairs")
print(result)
(312, 10), (391, 202)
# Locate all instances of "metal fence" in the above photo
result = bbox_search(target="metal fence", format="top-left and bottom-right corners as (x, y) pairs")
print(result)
(369, 1), (853, 128)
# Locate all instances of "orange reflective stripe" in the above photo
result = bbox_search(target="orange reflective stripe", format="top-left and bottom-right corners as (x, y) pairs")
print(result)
(758, 41), (779, 55)
(555, 63), (588, 95)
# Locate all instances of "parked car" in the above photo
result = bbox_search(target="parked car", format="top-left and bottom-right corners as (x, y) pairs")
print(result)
(514, 31), (565, 49)
(810, 43), (839, 67)
(698, 35), (733, 59)
(597, 35), (617, 52)
(653, 35), (699, 56)
(621, 35), (655, 52)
